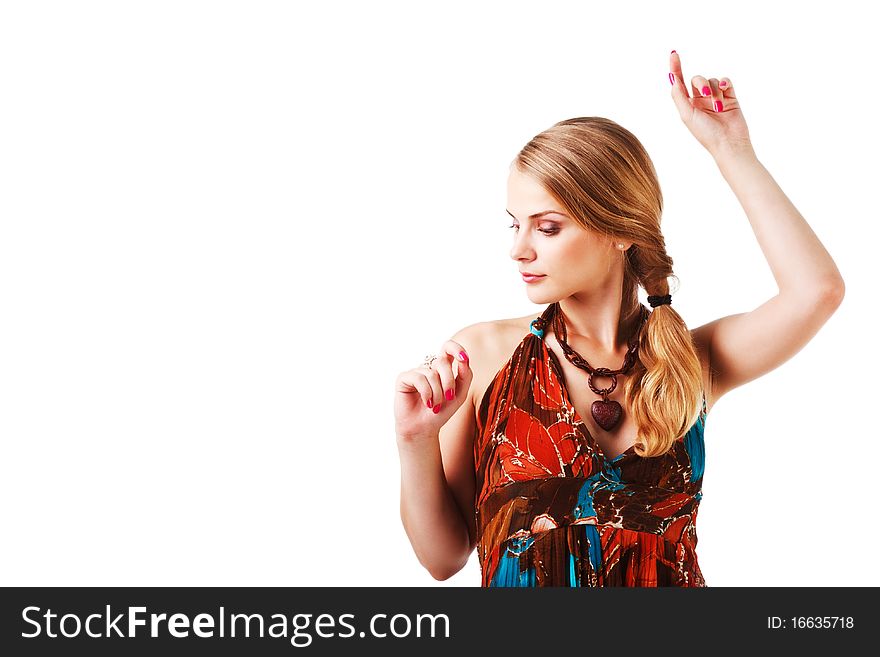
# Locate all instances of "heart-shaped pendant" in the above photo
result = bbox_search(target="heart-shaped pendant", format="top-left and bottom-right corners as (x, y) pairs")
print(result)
(591, 399), (622, 431)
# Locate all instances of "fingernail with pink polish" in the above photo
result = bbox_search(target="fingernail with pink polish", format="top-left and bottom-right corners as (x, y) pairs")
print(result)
(714, 100), (723, 112)
(701, 86), (710, 97)
(669, 72), (674, 85)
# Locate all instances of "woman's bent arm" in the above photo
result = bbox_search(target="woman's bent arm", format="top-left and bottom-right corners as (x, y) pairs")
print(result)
(397, 430), (472, 581)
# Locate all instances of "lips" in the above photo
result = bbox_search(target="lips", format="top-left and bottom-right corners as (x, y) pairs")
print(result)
(522, 273), (546, 282)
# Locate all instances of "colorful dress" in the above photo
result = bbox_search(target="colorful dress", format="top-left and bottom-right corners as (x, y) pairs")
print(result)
(474, 304), (707, 587)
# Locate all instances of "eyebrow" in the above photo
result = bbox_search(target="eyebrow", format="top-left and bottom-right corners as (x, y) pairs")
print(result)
(506, 209), (568, 220)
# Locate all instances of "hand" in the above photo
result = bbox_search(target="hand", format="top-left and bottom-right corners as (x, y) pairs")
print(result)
(669, 50), (754, 159)
(394, 340), (472, 441)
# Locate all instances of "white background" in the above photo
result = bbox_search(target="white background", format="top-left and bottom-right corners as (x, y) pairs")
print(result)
(1, 1), (875, 586)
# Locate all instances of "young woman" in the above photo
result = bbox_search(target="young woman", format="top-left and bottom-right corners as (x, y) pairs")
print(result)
(393, 51), (845, 586)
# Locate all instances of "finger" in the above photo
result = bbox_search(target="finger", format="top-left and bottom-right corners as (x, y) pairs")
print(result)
(396, 371), (440, 412)
(421, 367), (445, 411)
(412, 361), (445, 410)
(668, 51), (690, 99)
(718, 77), (737, 100)
(707, 78), (724, 112)
(440, 339), (473, 400)
(669, 52), (694, 121)
(691, 74), (713, 103)
(443, 339), (470, 367)
(429, 351), (457, 410)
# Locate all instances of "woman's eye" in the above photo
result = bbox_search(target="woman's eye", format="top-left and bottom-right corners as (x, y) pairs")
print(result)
(508, 224), (558, 235)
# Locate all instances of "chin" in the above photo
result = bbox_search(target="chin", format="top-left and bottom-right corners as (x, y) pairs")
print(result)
(525, 290), (552, 303)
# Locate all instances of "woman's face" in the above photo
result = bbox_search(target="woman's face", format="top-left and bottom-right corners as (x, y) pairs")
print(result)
(507, 167), (621, 302)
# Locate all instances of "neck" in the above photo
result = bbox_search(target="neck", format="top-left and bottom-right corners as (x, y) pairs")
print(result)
(556, 293), (641, 354)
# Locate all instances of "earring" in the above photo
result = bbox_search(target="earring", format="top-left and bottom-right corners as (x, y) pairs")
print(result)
(618, 243), (624, 249)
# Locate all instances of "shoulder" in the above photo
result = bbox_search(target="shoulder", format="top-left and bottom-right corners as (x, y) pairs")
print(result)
(449, 313), (533, 358)
(449, 312), (533, 342)
(449, 313), (536, 413)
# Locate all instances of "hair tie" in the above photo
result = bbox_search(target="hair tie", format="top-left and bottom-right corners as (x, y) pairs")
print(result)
(647, 294), (672, 308)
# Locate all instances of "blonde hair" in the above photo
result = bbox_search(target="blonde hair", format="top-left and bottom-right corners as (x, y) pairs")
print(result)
(513, 116), (703, 458)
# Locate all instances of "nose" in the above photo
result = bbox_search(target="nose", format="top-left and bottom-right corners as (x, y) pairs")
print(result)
(509, 228), (536, 263)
